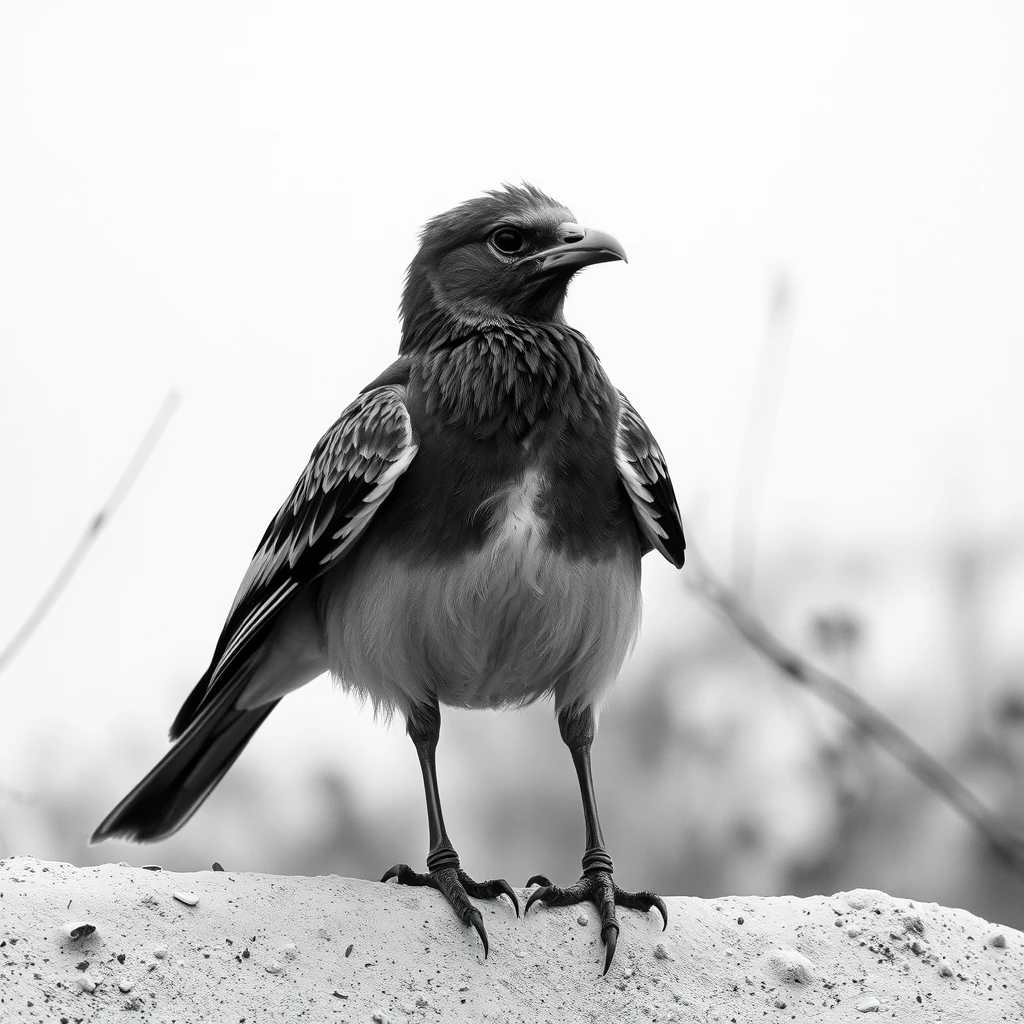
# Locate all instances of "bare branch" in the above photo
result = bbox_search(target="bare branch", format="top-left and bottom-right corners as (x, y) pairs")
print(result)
(685, 546), (1024, 875)
(0, 391), (181, 677)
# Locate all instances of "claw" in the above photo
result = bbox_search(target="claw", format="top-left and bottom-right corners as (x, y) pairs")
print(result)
(495, 878), (521, 917)
(469, 908), (488, 958)
(380, 864), (403, 883)
(652, 894), (669, 931)
(526, 874), (554, 888)
(601, 923), (619, 975)
(524, 885), (552, 917)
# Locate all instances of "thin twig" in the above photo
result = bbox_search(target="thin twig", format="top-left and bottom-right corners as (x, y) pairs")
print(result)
(686, 546), (1024, 875)
(0, 391), (181, 676)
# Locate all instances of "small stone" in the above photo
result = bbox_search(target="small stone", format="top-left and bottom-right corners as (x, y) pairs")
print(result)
(938, 961), (953, 977)
(901, 914), (925, 935)
(345, 942), (354, 957)
(118, 978), (134, 993)
(653, 943), (669, 960)
(278, 942), (298, 960)
(773, 998), (787, 1009)
(767, 949), (816, 985)
(173, 891), (199, 907)
(61, 922), (97, 942)
(415, 996), (429, 1008)
(141, 864), (162, 871)
(211, 862), (224, 871)
(265, 961), (283, 974)
(153, 946), (167, 959)
(988, 932), (1007, 948)
(577, 913), (589, 926)
(76, 974), (98, 993)
(855, 996), (880, 1012)
(846, 926), (863, 938)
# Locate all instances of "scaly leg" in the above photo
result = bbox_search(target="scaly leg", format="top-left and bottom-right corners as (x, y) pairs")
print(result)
(525, 703), (667, 974)
(381, 697), (518, 957)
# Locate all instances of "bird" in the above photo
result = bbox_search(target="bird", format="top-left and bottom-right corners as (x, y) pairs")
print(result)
(93, 183), (685, 973)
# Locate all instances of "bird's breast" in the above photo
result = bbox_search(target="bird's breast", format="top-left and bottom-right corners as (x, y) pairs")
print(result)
(318, 462), (641, 716)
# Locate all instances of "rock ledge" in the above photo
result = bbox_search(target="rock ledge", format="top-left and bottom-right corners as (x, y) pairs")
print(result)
(1, 856), (1021, 1022)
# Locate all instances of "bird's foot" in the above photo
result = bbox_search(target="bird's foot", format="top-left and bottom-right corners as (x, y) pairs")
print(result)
(524, 855), (667, 974)
(381, 850), (519, 958)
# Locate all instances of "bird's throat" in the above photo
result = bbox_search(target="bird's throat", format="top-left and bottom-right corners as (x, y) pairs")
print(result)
(417, 321), (608, 437)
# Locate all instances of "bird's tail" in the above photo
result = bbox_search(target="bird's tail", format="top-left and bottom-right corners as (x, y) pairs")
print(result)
(91, 680), (279, 844)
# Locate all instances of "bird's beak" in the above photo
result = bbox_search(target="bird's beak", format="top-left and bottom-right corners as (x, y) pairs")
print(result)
(518, 223), (628, 272)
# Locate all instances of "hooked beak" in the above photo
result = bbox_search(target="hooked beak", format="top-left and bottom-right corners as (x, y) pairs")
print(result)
(517, 222), (628, 272)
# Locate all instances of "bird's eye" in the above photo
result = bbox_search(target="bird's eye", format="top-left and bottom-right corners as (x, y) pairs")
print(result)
(490, 227), (526, 254)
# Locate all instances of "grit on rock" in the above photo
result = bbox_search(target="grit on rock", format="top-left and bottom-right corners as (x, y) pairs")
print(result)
(1, 856), (1021, 1022)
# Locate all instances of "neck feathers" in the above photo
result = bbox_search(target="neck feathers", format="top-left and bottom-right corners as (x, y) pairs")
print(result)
(416, 320), (608, 437)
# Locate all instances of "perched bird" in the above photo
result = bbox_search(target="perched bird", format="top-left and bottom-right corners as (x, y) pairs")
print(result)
(93, 184), (685, 973)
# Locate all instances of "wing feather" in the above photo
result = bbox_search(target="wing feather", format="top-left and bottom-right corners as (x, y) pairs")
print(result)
(171, 383), (416, 737)
(615, 391), (686, 568)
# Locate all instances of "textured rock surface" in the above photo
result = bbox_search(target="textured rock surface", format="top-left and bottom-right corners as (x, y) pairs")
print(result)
(1, 856), (1021, 1022)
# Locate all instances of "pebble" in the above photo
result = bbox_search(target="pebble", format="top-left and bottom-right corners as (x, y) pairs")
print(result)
(153, 946), (167, 959)
(265, 961), (283, 974)
(846, 926), (863, 938)
(766, 949), (816, 985)
(653, 943), (669, 959)
(938, 961), (953, 977)
(855, 996), (880, 1012)
(141, 864), (162, 871)
(118, 978), (134, 993)
(173, 891), (199, 906)
(577, 913), (589, 926)
(988, 932), (1007, 948)
(333, 990), (351, 999)
(76, 974), (98, 993)
(60, 921), (97, 941)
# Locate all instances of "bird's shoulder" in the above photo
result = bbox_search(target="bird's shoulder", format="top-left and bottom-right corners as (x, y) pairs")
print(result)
(614, 390), (686, 568)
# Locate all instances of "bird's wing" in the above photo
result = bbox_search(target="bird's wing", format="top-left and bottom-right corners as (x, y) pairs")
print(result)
(614, 390), (686, 568)
(170, 382), (417, 737)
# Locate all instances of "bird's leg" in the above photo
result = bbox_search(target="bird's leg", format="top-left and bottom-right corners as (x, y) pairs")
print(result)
(524, 704), (667, 974)
(381, 696), (518, 957)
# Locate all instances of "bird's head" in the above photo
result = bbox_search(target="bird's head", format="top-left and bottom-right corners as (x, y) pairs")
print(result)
(400, 184), (626, 350)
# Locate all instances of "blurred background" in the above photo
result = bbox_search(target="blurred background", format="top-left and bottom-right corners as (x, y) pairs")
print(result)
(2, 1), (1023, 931)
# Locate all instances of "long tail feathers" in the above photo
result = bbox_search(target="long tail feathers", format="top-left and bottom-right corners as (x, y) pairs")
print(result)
(92, 682), (279, 844)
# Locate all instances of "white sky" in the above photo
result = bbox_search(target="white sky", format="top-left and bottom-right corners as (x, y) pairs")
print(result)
(1, 1), (1022, 824)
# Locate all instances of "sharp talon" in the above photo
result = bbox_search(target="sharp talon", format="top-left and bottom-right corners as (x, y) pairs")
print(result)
(653, 895), (669, 930)
(497, 879), (520, 917)
(602, 924), (619, 975)
(524, 886), (551, 917)
(526, 874), (553, 888)
(469, 908), (488, 958)
(381, 864), (401, 883)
